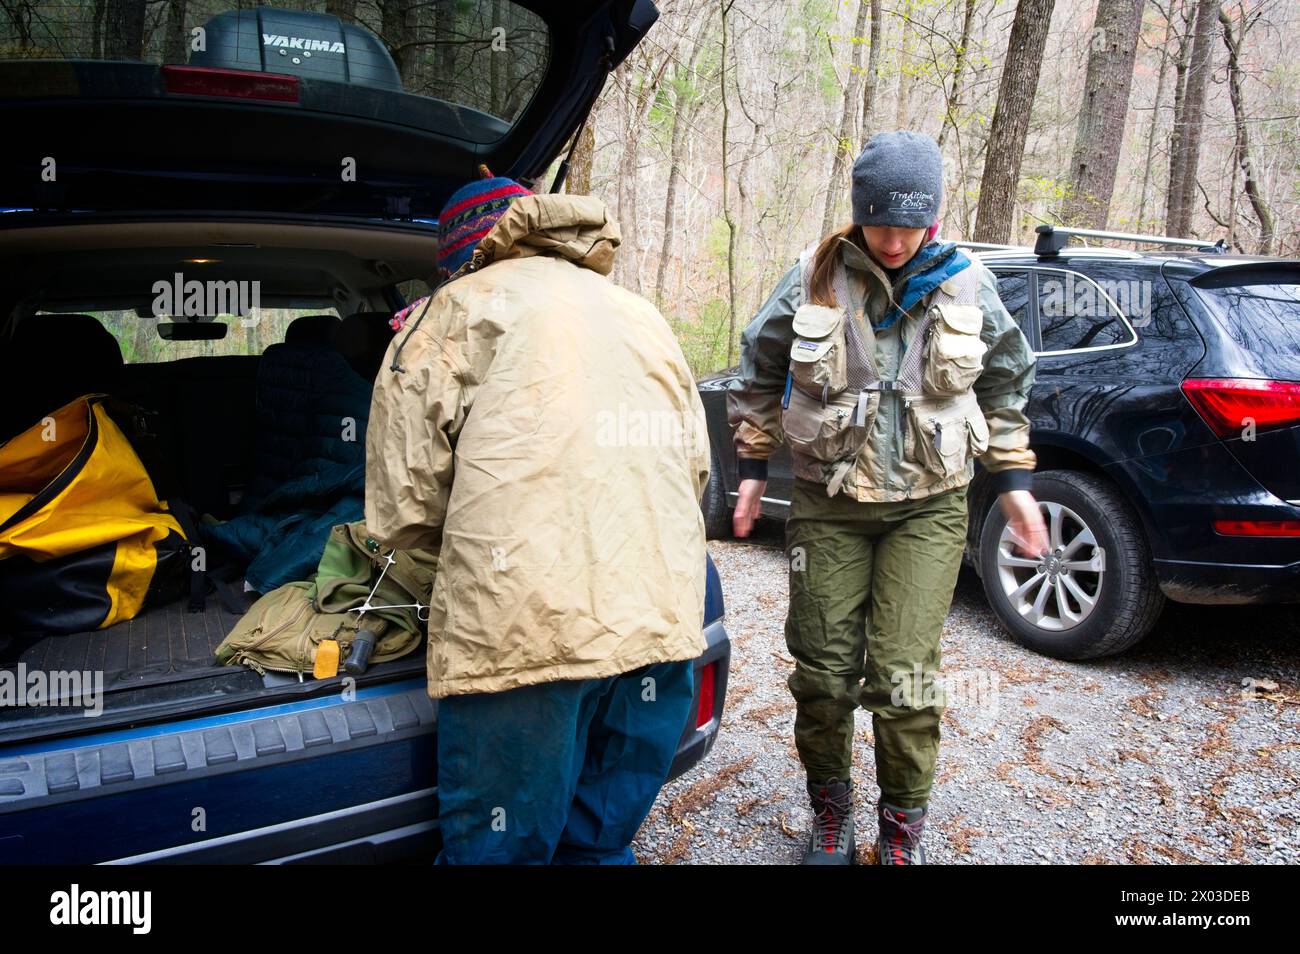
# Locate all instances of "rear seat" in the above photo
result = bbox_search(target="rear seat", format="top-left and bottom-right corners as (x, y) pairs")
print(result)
(331, 311), (396, 385)
(1, 307), (393, 537)
(241, 314), (372, 512)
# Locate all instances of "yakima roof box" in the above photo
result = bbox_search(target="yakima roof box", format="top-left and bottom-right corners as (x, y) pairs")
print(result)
(190, 7), (401, 91)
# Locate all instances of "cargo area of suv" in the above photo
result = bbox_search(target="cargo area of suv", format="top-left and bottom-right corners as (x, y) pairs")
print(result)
(0, 219), (444, 742)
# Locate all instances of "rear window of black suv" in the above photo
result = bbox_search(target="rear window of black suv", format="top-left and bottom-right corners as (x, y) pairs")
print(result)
(1193, 276), (1300, 358)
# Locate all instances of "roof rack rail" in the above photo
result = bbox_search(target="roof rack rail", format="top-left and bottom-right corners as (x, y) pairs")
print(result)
(953, 240), (1027, 252)
(1035, 225), (1227, 257)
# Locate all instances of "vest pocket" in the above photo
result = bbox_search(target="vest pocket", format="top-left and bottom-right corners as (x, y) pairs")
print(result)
(921, 304), (987, 396)
(789, 303), (848, 394)
(903, 391), (986, 477)
(782, 384), (874, 464)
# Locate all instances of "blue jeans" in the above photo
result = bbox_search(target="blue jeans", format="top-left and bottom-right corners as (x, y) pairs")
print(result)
(435, 658), (695, 864)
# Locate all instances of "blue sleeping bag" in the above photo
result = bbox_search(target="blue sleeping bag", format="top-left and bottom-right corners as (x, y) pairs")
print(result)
(202, 339), (373, 593)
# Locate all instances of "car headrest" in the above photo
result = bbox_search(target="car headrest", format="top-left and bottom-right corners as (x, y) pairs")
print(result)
(332, 311), (396, 382)
(283, 314), (341, 346)
(1, 314), (124, 440)
(12, 313), (124, 384)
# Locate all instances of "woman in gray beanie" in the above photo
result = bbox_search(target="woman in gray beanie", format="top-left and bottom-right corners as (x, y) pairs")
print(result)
(727, 130), (1048, 865)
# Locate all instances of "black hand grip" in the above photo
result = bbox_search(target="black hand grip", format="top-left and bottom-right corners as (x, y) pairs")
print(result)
(345, 629), (377, 674)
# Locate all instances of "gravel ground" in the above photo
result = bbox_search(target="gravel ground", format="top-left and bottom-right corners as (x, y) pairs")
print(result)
(631, 518), (1300, 865)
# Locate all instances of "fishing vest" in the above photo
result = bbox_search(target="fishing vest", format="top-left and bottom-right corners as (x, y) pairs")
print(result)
(780, 244), (990, 496)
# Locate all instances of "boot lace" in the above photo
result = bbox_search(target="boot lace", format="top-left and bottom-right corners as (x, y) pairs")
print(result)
(813, 785), (852, 853)
(883, 809), (926, 865)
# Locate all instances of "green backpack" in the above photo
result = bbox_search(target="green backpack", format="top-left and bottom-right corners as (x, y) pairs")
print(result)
(215, 521), (437, 676)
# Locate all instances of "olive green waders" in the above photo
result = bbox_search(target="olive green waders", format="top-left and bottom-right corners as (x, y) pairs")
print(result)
(784, 477), (968, 809)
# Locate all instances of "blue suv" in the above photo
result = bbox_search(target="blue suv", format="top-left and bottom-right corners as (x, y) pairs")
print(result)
(0, 0), (730, 863)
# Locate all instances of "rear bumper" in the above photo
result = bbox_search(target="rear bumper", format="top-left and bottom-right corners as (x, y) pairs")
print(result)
(1155, 557), (1300, 605)
(1102, 445), (1300, 604)
(667, 618), (730, 782)
(0, 620), (730, 864)
(254, 617), (730, 863)
(107, 789), (442, 864)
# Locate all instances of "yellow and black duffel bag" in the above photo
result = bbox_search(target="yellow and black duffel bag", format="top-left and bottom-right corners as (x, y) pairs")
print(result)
(0, 393), (188, 635)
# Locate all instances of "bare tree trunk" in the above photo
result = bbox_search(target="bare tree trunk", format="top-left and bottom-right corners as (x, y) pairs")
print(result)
(894, 2), (914, 130)
(656, 19), (710, 312)
(1166, 0), (1217, 236)
(1138, 3), (1175, 230)
(973, 0), (1056, 244)
(720, 0), (740, 367)
(937, 0), (977, 152)
(567, 120), (596, 196)
(1062, 0), (1144, 227)
(103, 0), (146, 59)
(327, 0), (358, 23)
(163, 0), (187, 64)
(614, 26), (679, 292)
(1164, 2), (1193, 232)
(1219, 4), (1273, 253)
(431, 1), (456, 89)
(860, 0), (883, 136)
(381, 0), (411, 81)
(402, 0), (426, 92)
(822, 0), (871, 236)
(92, 0), (106, 57)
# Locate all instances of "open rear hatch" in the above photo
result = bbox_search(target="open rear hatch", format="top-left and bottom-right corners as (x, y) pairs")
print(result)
(0, 0), (657, 221)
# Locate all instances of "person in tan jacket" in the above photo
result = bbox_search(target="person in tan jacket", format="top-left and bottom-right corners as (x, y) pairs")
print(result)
(364, 171), (710, 864)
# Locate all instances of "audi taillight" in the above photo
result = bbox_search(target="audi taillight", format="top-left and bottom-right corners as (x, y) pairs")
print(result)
(1181, 378), (1300, 439)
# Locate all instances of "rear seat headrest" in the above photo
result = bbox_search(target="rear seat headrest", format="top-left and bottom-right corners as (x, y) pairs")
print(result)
(331, 312), (396, 383)
(12, 313), (124, 384)
(283, 314), (341, 346)
(13, 313), (124, 369)
(1, 314), (125, 440)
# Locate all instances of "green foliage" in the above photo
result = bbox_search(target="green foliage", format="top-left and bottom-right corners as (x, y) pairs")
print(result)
(673, 297), (735, 378)
(704, 213), (732, 263)
(1021, 176), (1074, 204)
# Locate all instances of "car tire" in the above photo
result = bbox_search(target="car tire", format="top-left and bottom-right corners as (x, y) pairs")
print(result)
(702, 445), (732, 540)
(978, 470), (1165, 660)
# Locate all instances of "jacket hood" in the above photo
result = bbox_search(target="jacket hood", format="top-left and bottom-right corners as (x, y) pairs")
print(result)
(472, 194), (623, 275)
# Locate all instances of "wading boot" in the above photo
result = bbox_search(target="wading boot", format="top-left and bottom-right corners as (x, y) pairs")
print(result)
(878, 800), (928, 865)
(802, 778), (855, 865)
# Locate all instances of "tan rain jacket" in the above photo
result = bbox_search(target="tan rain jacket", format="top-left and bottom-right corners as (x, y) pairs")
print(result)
(364, 194), (710, 699)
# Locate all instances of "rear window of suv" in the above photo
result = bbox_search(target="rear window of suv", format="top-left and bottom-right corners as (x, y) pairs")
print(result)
(37, 305), (341, 363)
(1194, 280), (1300, 357)
(0, 0), (548, 136)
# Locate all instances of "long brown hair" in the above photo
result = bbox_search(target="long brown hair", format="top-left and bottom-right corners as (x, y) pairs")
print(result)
(806, 224), (866, 307)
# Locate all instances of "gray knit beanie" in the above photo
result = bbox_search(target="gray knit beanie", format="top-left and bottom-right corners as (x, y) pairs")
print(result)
(851, 130), (943, 229)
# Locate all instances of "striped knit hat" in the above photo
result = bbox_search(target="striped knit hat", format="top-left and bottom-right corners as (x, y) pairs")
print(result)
(436, 165), (533, 275)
